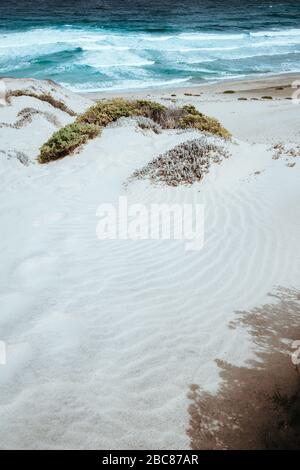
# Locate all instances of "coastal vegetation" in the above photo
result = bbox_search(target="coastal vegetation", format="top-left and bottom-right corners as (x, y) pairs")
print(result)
(7, 90), (76, 116)
(126, 137), (230, 187)
(39, 98), (231, 163)
(39, 123), (100, 163)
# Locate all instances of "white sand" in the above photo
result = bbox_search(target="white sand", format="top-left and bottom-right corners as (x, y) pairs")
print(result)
(0, 77), (300, 449)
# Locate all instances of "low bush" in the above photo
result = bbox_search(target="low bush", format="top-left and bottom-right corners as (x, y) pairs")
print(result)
(135, 100), (167, 123)
(39, 98), (230, 163)
(127, 137), (230, 187)
(39, 122), (100, 163)
(77, 98), (136, 127)
(177, 105), (231, 139)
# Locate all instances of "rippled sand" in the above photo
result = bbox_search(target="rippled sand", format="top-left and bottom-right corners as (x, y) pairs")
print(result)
(0, 76), (300, 449)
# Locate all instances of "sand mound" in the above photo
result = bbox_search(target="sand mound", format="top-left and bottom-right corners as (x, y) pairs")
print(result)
(0, 78), (94, 164)
(127, 137), (230, 186)
(1, 77), (92, 115)
(0, 79), (300, 449)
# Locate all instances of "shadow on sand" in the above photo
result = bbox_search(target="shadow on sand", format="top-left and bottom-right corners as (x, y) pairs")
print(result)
(187, 287), (300, 449)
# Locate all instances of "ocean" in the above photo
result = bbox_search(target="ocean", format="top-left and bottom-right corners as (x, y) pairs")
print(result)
(0, 0), (300, 92)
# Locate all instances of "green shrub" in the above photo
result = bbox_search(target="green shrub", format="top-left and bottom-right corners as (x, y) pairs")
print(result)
(134, 100), (167, 122)
(39, 123), (100, 163)
(178, 105), (231, 139)
(77, 98), (136, 126)
(77, 98), (167, 127)
(39, 98), (230, 163)
(134, 102), (230, 139)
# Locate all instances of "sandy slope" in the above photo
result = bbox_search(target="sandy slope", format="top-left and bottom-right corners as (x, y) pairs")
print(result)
(0, 77), (300, 449)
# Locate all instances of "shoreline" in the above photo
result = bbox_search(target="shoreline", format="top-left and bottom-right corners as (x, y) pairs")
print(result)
(78, 71), (300, 144)
(79, 71), (300, 101)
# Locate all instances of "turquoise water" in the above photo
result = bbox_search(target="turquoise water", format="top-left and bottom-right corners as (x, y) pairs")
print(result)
(1, 1), (300, 91)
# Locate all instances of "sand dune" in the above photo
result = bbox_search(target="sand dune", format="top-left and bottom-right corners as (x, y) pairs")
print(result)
(0, 77), (300, 449)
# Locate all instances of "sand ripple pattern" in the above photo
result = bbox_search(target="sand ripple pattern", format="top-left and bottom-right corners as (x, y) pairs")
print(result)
(0, 125), (300, 449)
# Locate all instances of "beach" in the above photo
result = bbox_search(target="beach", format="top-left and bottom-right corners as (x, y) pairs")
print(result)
(1, 0), (300, 93)
(0, 71), (300, 449)
(83, 71), (300, 143)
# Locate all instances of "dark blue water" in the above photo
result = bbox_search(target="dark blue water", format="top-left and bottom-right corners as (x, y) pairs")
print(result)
(1, 1), (300, 91)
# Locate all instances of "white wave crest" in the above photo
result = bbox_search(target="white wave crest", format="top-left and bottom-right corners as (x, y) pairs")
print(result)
(250, 28), (300, 38)
(66, 76), (193, 92)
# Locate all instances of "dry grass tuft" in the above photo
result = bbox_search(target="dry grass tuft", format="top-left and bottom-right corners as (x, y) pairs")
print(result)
(127, 137), (230, 187)
(0, 107), (61, 129)
(134, 116), (162, 134)
(270, 142), (300, 167)
(7, 90), (76, 116)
